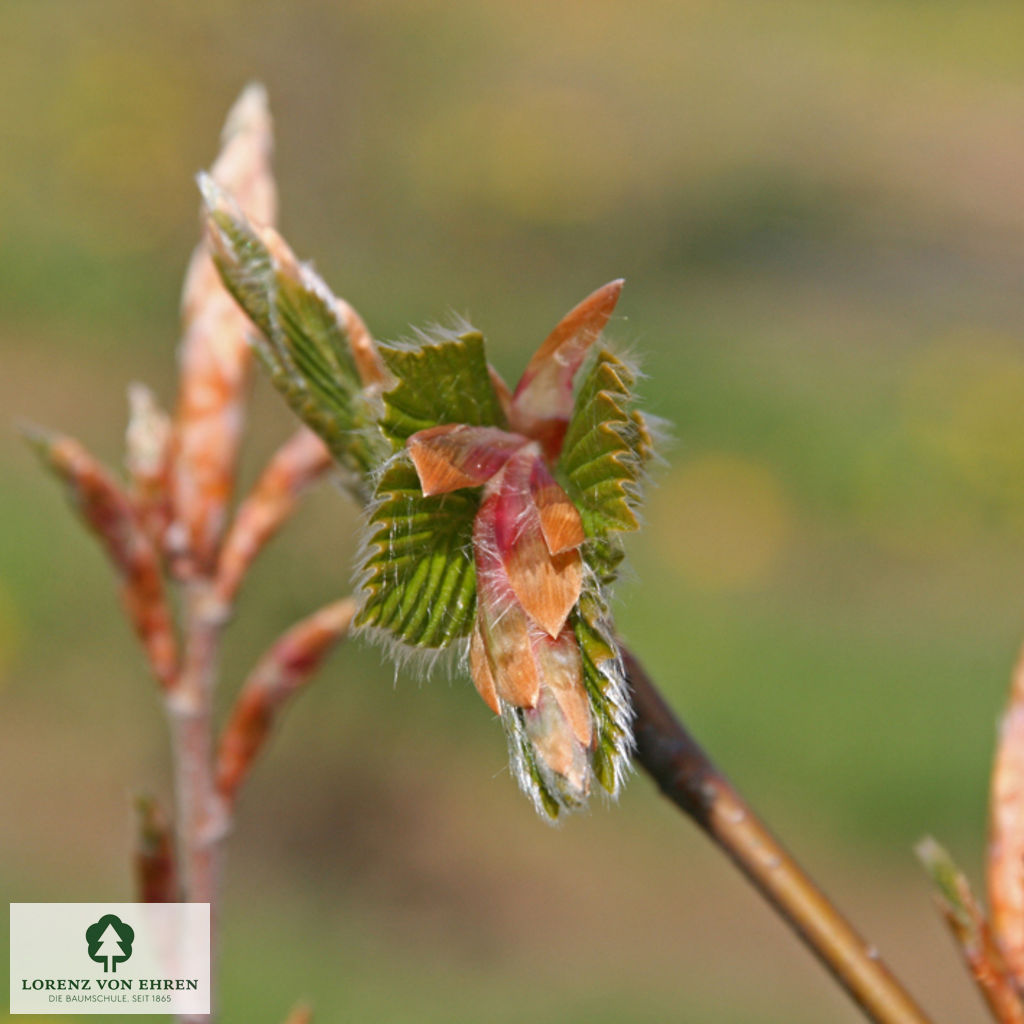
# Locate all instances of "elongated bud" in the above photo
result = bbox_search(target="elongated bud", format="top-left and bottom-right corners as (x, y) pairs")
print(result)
(491, 448), (582, 639)
(216, 598), (356, 804)
(25, 426), (179, 688)
(471, 468), (594, 814)
(473, 484), (541, 709)
(171, 83), (276, 576)
(215, 428), (333, 606)
(201, 181), (391, 483)
(511, 279), (623, 461)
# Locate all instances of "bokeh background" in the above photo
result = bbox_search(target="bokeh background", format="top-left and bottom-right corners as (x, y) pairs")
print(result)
(5, 1), (1024, 1020)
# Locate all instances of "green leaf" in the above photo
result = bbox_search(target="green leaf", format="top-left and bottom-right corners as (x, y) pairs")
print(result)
(561, 350), (652, 533)
(378, 330), (505, 449)
(915, 837), (979, 932)
(560, 349), (653, 580)
(201, 175), (275, 334)
(355, 455), (479, 647)
(573, 588), (632, 797)
(201, 175), (384, 481)
(914, 835), (1023, 1015)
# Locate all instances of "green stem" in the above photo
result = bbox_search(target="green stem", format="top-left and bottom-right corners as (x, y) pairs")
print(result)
(623, 647), (934, 1024)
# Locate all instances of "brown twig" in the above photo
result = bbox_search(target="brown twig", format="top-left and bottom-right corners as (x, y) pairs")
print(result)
(623, 646), (934, 1024)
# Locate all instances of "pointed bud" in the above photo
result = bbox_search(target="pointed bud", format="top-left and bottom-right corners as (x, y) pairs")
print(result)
(491, 449), (582, 639)
(473, 490), (541, 709)
(471, 465), (595, 812)
(918, 837), (1024, 1023)
(511, 279), (623, 461)
(172, 84), (276, 576)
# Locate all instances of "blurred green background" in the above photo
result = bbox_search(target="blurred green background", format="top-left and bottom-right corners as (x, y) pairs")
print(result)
(5, 1), (1024, 1020)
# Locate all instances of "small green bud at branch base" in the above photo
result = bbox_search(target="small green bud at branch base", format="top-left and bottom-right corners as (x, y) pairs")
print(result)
(917, 837), (1024, 1023)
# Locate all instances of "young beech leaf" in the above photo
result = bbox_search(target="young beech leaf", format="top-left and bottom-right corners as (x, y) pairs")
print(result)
(378, 331), (506, 448)
(356, 455), (480, 647)
(560, 349), (653, 556)
(573, 588), (633, 796)
(202, 176), (384, 479)
(202, 178), (275, 336)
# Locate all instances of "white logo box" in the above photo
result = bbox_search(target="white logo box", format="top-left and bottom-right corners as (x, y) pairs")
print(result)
(10, 903), (210, 1015)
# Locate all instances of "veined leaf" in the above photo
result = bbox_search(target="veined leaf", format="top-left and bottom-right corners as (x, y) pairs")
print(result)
(573, 588), (633, 797)
(378, 330), (505, 449)
(202, 179), (274, 334)
(356, 455), (479, 647)
(560, 349), (653, 574)
(201, 176), (384, 480)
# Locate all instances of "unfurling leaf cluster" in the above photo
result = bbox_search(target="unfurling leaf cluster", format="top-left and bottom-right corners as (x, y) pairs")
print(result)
(202, 181), (656, 817)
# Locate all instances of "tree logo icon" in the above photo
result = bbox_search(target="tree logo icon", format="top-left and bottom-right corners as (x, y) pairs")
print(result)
(85, 914), (135, 973)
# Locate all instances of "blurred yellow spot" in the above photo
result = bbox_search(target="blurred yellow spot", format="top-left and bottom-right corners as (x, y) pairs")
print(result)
(903, 336), (1024, 526)
(652, 454), (791, 591)
(0, 579), (21, 686)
